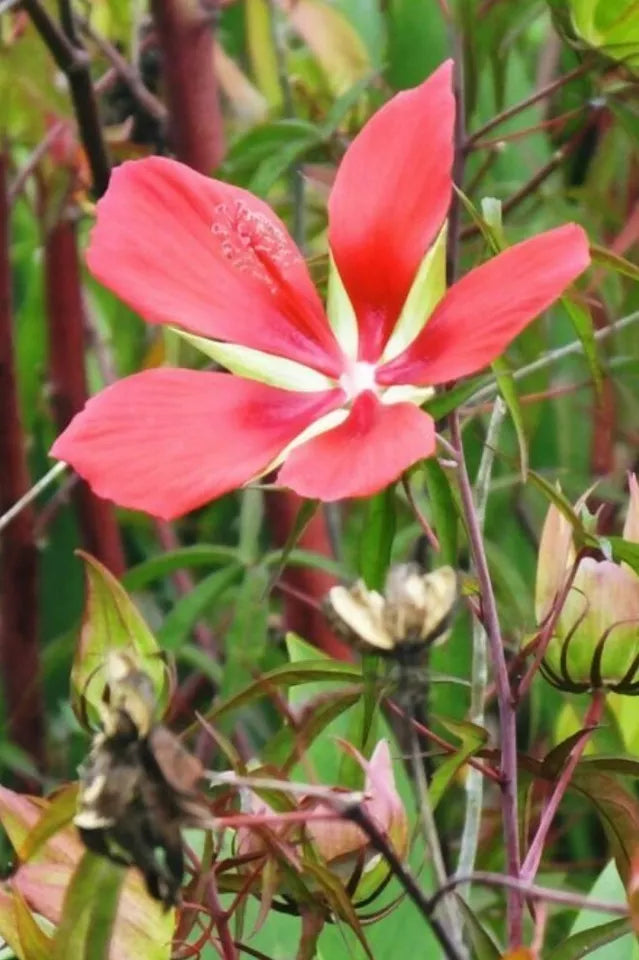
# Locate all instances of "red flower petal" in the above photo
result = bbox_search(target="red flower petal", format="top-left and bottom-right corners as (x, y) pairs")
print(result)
(278, 392), (435, 500)
(87, 157), (343, 376)
(328, 61), (454, 363)
(378, 224), (590, 386)
(51, 370), (344, 519)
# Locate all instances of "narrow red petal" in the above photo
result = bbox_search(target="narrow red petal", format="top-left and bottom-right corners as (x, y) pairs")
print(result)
(278, 392), (435, 500)
(378, 224), (590, 386)
(87, 157), (342, 376)
(328, 61), (454, 363)
(51, 370), (344, 519)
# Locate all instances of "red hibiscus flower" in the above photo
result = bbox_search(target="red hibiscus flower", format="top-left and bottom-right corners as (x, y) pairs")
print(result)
(51, 61), (590, 520)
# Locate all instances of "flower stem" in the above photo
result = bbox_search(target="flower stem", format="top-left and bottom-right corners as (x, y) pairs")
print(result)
(464, 60), (593, 148)
(409, 727), (468, 957)
(456, 398), (506, 882)
(430, 869), (628, 916)
(343, 804), (464, 960)
(520, 689), (605, 882)
(466, 309), (639, 409)
(450, 409), (523, 944)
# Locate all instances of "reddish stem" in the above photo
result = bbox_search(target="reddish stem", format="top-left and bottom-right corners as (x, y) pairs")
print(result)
(0, 154), (45, 774)
(150, 0), (225, 174)
(44, 216), (125, 575)
(521, 690), (605, 882)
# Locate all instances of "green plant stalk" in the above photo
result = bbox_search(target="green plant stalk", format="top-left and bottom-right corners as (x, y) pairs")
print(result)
(410, 728), (469, 958)
(456, 397), (507, 882)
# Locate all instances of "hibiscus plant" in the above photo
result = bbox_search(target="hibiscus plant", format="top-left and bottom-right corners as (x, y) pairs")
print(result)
(2, 3), (639, 960)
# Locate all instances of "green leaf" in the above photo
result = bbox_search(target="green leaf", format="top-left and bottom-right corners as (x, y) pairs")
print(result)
(562, 296), (603, 396)
(570, 766), (639, 883)
(359, 487), (396, 590)
(264, 687), (362, 770)
(13, 889), (52, 960)
(422, 459), (458, 565)
(455, 895), (502, 960)
(19, 785), (78, 863)
(53, 852), (125, 960)
(527, 472), (592, 544)
(545, 917), (632, 959)
(71, 552), (166, 725)
(424, 377), (488, 420)
(429, 718), (488, 811)
(218, 566), (271, 708)
(198, 659), (363, 728)
(491, 354), (528, 481)
(590, 243), (639, 282)
(320, 73), (375, 134)
(264, 500), (321, 599)
(541, 729), (600, 780)
(249, 132), (321, 196)
(122, 545), (240, 591)
(606, 536), (639, 575)
(245, 0), (282, 107)
(157, 563), (242, 652)
(563, 860), (635, 960)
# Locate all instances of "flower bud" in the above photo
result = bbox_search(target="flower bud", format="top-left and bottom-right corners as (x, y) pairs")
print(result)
(234, 740), (407, 915)
(538, 476), (639, 693)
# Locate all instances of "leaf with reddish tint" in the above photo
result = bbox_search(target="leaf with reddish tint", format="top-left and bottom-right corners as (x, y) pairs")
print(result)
(14, 888), (52, 960)
(53, 851), (125, 960)
(71, 551), (166, 724)
(197, 658), (363, 730)
(0, 888), (23, 960)
(1, 785), (173, 960)
(590, 243), (639, 281)
(571, 766), (639, 884)
(19, 785), (79, 863)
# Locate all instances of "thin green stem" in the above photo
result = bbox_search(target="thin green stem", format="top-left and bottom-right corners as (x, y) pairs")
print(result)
(456, 398), (507, 883)
(466, 310), (639, 410)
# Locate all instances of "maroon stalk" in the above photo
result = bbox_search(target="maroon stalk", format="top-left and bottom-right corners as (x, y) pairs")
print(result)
(44, 215), (125, 575)
(150, 0), (225, 174)
(0, 154), (46, 773)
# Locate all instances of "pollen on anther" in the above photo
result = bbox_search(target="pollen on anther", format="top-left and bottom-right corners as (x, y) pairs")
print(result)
(210, 199), (295, 289)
